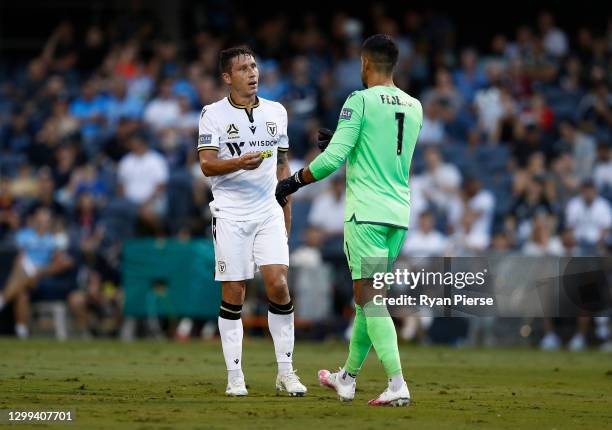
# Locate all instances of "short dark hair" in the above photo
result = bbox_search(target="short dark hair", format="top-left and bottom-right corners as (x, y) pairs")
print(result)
(219, 46), (255, 74)
(361, 34), (399, 74)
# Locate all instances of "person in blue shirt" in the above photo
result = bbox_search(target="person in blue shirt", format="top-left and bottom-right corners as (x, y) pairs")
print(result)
(69, 80), (109, 142)
(0, 207), (74, 338)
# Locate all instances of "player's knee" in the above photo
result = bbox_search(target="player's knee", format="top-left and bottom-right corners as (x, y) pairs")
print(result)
(221, 282), (245, 304)
(266, 278), (289, 304)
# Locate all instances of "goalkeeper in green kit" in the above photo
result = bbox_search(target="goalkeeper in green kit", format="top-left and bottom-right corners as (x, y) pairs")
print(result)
(275, 34), (422, 406)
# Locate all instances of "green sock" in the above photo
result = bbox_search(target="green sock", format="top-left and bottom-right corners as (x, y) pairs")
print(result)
(363, 301), (402, 378)
(343, 304), (372, 375)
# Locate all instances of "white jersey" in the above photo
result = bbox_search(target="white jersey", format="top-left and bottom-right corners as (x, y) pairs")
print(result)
(197, 96), (289, 221)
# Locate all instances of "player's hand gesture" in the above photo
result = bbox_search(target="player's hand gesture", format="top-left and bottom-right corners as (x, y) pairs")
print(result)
(238, 152), (263, 170)
(317, 128), (334, 152)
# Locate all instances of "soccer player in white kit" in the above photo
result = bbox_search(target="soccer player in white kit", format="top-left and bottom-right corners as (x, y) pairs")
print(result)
(197, 46), (307, 397)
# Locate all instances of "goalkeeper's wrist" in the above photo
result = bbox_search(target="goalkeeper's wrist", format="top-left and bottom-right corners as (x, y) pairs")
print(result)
(294, 168), (306, 186)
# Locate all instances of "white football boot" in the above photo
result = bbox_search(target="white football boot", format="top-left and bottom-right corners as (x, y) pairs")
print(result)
(225, 375), (248, 396)
(318, 369), (355, 402)
(276, 370), (307, 396)
(368, 380), (411, 407)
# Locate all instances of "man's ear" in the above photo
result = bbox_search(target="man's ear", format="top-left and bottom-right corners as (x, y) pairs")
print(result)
(222, 72), (232, 86)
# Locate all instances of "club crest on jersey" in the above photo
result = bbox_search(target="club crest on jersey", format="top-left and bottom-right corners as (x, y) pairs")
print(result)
(218, 261), (226, 273)
(266, 122), (277, 137)
(226, 123), (239, 137)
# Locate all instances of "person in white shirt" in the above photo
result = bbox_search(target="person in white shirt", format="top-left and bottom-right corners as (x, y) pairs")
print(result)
(538, 12), (568, 58)
(521, 213), (564, 256)
(197, 46), (306, 397)
(307, 175), (345, 238)
(143, 78), (181, 132)
(421, 147), (462, 214)
(449, 208), (490, 255)
(402, 211), (447, 257)
(117, 133), (169, 231)
(565, 179), (612, 250)
(448, 178), (495, 237)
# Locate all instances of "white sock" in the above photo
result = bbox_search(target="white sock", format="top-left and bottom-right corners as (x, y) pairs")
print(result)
(218, 316), (243, 381)
(389, 374), (405, 391)
(268, 306), (294, 375)
(338, 368), (357, 386)
(15, 323), (29, 339)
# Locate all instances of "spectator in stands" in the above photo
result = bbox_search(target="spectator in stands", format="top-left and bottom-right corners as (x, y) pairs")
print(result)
(423, 68), (463, 116)
(0, 207), (74, 338)
(105, 78), (144, 130)
(307, 175), (345, 241)
(577, 83), (612, 131)
(117, 132), (169, 233)
(565, 179), (612, 253)
(448, 208), (490, 255)
(420, 146), (462, 216)
(1, 107), (34, 154)
(546, 151), (580, 209)
(449, 177), (495, 238)
(474, 61), (506, 142)
(538, 11), (568, 59)
(143, 78), (181, 132)
(25, 168), (67, 224)
(41, 21), (77, 74)
(555, 119), (596, 181)
(0, 177), (19, 241)
(509, 176), (554, 242)
(402, 211), (448, 257)
(69, 79), (108, 143)
(418, 99), (446, 145)
(68, 268), (122, 339)
(521, 213), (563, 256)
(593, 143), (612, 192)
(453, 48), (487, 104)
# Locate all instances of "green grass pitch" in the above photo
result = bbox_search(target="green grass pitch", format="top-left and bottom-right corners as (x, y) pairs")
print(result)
(1, 339), (611, 429)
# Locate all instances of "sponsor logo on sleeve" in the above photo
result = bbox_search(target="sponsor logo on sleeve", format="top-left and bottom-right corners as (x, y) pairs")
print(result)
(198, 134), (212, 146)
(340, 108), (353, 121)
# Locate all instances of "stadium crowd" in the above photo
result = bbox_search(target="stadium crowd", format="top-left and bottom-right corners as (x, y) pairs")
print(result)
(0, 8), (610, 347)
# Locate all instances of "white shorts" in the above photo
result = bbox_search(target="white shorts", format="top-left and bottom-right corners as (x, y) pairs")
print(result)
(212, 211), (289, 281)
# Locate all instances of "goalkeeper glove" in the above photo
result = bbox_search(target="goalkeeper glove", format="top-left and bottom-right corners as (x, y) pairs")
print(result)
(317, 128), (334, 152)
(276, 169), (306, 207)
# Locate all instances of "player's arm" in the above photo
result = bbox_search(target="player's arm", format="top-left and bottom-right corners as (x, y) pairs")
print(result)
(199, 150), (262, 176)
(275, 93), (363, 206)
(197, 107), (262, 176)
(277, 150), (292, 235)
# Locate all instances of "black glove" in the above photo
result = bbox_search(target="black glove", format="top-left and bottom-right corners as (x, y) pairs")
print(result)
(317, 128), (334, 152)
(276, 169), (306, 207)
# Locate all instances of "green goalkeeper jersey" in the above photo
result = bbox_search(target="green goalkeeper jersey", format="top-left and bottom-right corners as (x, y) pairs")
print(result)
(309, 85), (422, 228)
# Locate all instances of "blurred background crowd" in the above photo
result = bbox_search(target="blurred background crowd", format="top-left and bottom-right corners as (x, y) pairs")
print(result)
(0, 2), (610, 348)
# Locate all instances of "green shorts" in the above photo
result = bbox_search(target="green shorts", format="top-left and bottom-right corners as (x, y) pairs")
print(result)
(343, 219), (408, 280)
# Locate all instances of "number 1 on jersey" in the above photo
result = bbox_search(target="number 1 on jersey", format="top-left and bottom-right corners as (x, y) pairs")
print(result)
(395, 112), (405, 155)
